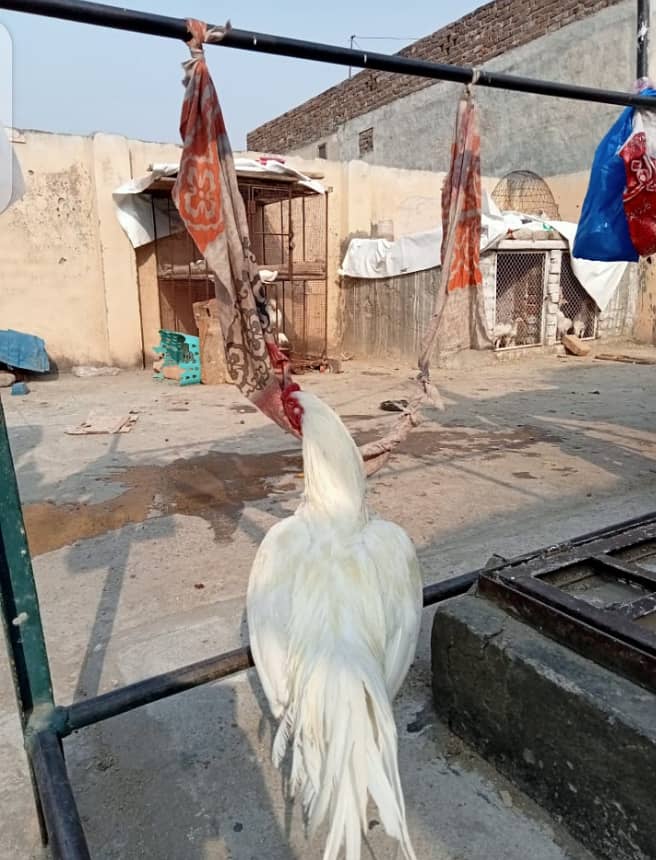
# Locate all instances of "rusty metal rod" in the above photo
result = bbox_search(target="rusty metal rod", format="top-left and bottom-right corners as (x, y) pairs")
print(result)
(3, 0), (656, 109)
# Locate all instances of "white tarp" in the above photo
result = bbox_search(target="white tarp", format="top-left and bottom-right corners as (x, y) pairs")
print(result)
(232, 157), (325, 195)
(339, 193), (513, 280)
(113, 164), (179, 248)
(339, 195), (628, 312)
(113, 158), (325, 249)
(548, 220), (628, 313)
(0, 127), (25, 214)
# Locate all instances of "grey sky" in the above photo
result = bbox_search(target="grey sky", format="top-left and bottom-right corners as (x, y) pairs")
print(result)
(1, 0), (482, 148)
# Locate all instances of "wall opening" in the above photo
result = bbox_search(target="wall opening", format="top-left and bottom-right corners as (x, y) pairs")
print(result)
(358, 127), (374, 157)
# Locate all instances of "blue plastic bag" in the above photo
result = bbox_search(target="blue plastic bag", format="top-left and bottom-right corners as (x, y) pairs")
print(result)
(573, 89), (656, 262)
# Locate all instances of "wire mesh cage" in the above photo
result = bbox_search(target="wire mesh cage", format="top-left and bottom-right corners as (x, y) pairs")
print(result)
(494, 252), (546, 348)
(491, 170), (561, 219)
(559, 253), (598, 339)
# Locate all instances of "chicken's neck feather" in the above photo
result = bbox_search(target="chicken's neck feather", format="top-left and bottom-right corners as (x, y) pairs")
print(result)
(294, 391), (368, 528)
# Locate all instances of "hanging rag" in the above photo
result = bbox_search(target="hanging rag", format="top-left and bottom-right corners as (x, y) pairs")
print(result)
(172, 28), (483, 475)
(359, 90), (490, 474)
(172, 20), (296, 435)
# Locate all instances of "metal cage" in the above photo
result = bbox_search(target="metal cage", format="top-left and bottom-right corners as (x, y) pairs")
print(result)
(559, 253), (599, 340)
(151, 177), (330, 362)
(494, 251), (546, 348)
(491, 170), (561, 219)
(242, 177), (330, 362)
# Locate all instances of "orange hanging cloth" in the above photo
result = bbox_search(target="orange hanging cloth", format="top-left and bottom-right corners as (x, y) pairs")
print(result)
(172, 20), (298, 435)
(360, 90), (490, 474)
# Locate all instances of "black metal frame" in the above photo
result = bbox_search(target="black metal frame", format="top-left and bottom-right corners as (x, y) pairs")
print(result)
(1, 0), (655, 857)
(1, 0), (656, 109)
(479, 519), (656, 694)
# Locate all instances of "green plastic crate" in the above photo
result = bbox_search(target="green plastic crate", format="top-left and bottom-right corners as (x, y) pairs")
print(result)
(153, 330), (201, 386)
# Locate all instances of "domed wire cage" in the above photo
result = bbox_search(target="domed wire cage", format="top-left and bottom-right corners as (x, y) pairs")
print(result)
(491, 170), (561, 219)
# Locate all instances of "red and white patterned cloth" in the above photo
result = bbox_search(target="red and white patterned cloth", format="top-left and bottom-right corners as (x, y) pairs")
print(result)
(621, 130), (656, 257)
(173, 20), (298, 435)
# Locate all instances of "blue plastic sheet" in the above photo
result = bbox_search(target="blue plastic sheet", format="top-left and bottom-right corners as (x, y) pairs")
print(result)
(573, 89), (656, 263)
(0, 329), (49, 373)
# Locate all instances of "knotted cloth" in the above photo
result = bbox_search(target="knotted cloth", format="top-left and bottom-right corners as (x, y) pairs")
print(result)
(173, 20), (297, 436)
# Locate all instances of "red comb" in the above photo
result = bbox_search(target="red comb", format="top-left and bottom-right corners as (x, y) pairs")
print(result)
(282, 383), (303, 434)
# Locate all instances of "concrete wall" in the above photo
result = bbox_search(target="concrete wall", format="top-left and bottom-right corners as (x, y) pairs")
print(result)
(2, 131), (452, 366)
(248, 0), (627, 158)
(0, 129), (180, 368)
(1, 128), (648, 370)
(285, 0), (633, 178)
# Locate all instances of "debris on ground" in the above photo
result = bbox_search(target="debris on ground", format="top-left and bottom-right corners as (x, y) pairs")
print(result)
(162, 365), (186, 382)
(66, 411), (139, 435)
(0, 371), (16, 388)
(380, 399), (409, 412)
(10, 381), (29, 396)
(595, 352), (656, 365)
(72, 366), (121, 377)
(500, 790), (514, 809)
(561, 334), (592, 356)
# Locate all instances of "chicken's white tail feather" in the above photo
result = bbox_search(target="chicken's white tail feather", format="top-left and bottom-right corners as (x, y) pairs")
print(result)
(274, 653), (416, 860)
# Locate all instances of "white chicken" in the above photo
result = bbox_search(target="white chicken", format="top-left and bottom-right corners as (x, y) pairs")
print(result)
(266, 296), (290, 349)
(247, 386), (422, 860)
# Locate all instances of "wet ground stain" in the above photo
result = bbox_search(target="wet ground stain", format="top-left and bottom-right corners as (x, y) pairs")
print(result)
(352, 424), (558, 461)
(22, 423), (557, 556)
(23, 449), (301, 556)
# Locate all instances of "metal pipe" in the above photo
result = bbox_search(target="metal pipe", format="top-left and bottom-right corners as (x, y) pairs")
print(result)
(63, 647), (254, 733)
(4, 0), (656, 109)
(638, 0), (650, 80)
(62, 571), (475, 734)
(58, 509), (656, 735)
(28, 731), (91, 860)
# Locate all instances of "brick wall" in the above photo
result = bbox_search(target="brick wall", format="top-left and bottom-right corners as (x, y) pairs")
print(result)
(247, 0), (623, 153)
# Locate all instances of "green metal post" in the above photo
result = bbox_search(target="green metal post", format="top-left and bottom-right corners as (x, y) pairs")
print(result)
(0, 394), (54, 724)
(0, 394), (55, 843)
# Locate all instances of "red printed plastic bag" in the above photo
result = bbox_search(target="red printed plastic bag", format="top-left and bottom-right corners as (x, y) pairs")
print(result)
(621, 111), (656, 256)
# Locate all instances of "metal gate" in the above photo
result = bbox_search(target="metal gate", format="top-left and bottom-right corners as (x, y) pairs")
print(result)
(242, 178), (329, 361)
(151, 178), (329, 361)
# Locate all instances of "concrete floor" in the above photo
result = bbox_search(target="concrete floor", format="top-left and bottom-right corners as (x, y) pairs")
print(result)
(3, 348), (655, 860)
